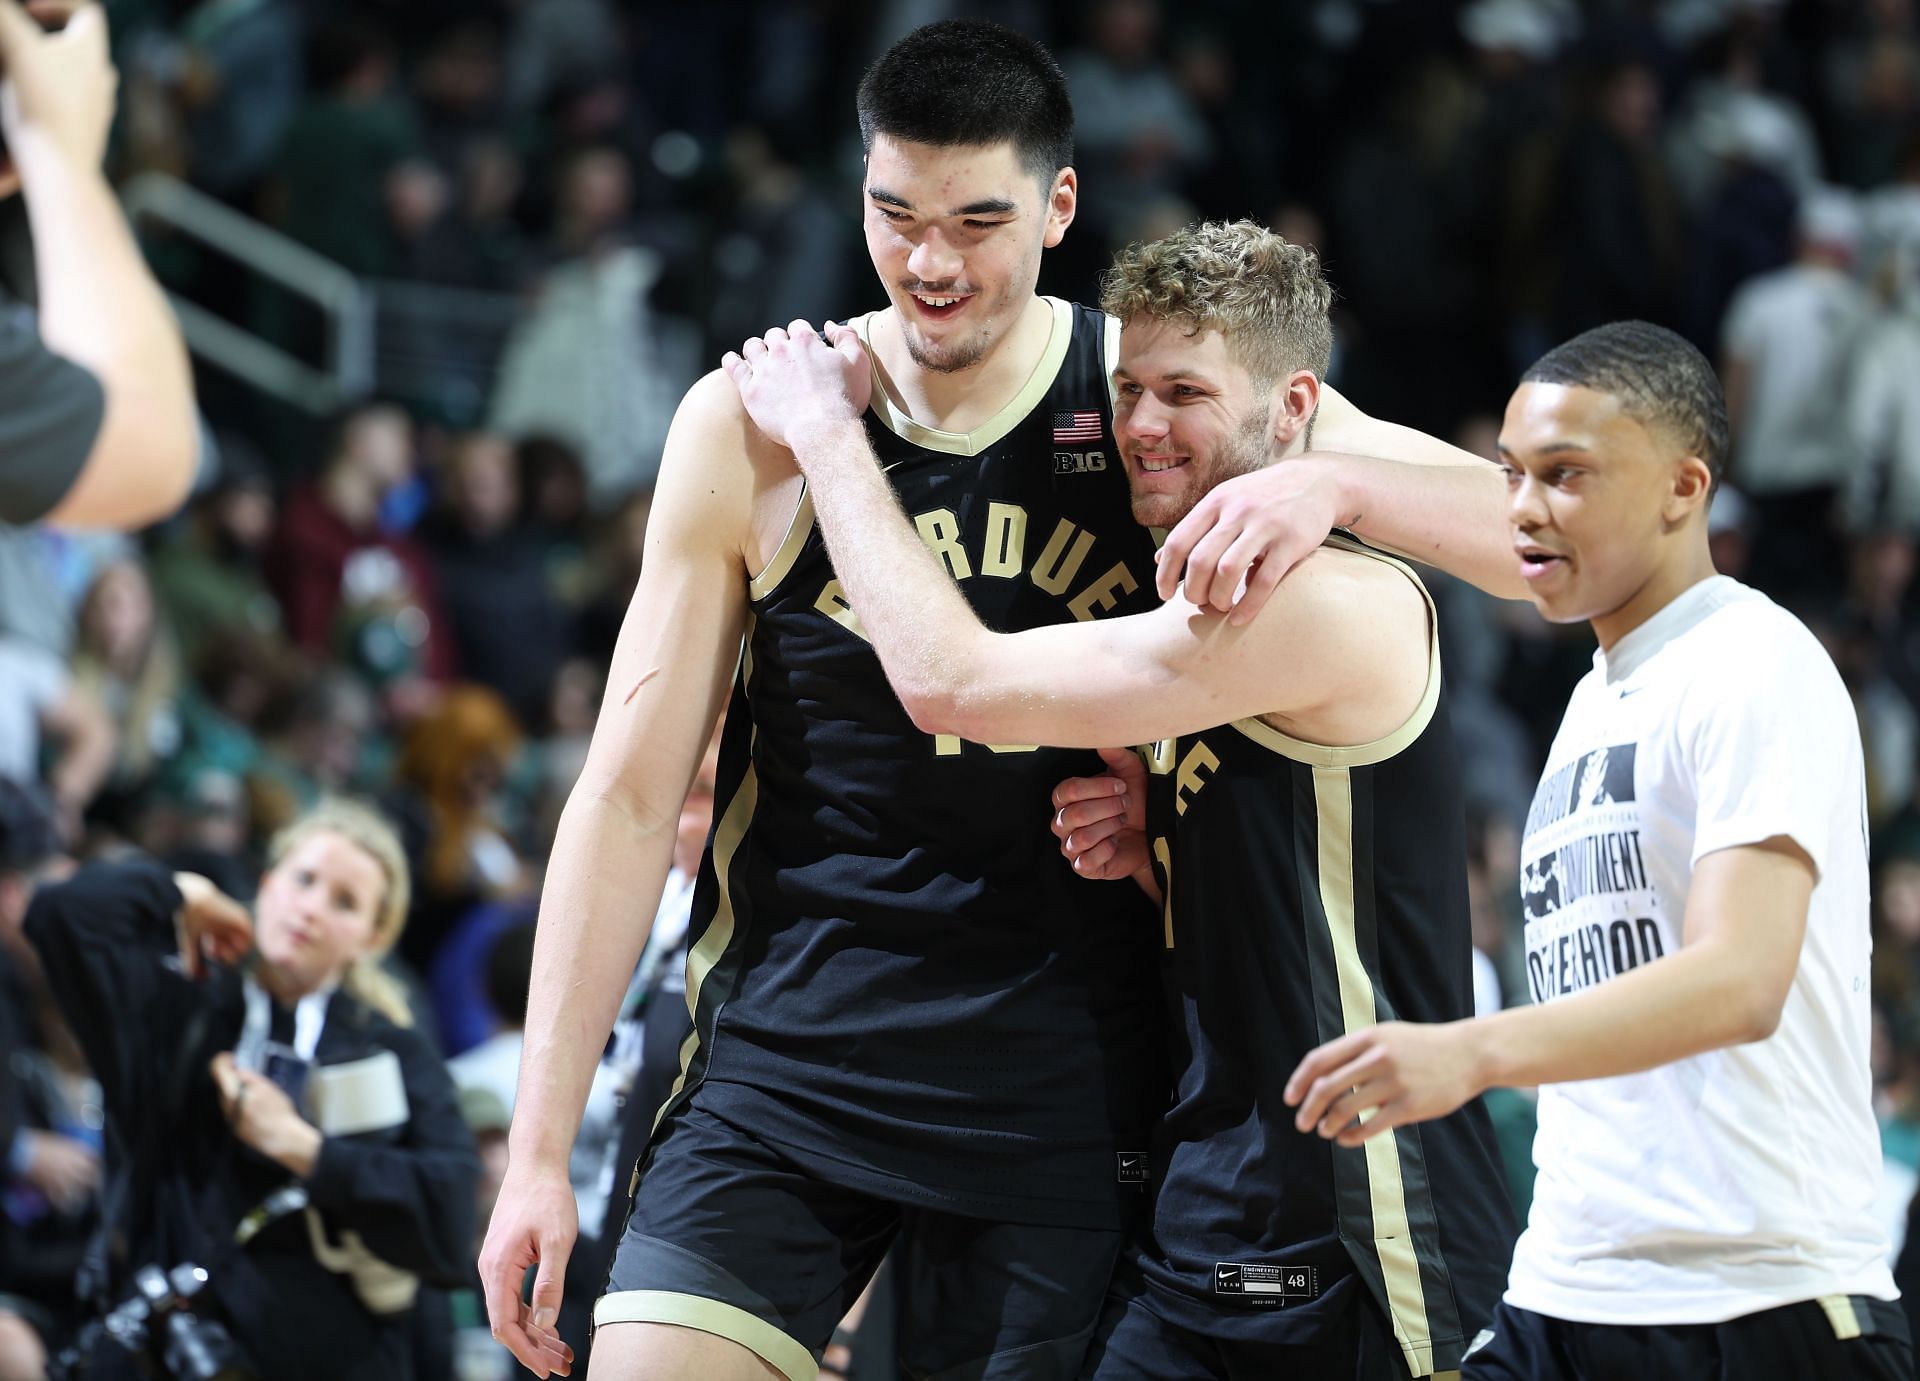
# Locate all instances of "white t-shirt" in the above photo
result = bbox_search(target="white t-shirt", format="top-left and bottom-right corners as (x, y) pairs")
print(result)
(1508, 576), (1895, 1324)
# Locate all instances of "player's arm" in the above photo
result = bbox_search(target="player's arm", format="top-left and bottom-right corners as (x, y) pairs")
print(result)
(1284, 838), (1812, 1148)
(726, 322), (1427, 750)
(1157, 384), (1525, 620)
(478, 370), (759, 1376)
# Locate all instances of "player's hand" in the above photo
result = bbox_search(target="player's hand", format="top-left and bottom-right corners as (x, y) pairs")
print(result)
(1155, 457), (1346, 625)
(0, 0), (116, 172)
(478, 1164), (578, 1377)
(1284, 1021), (1484, 1148)
(1051, 747), (1148, 881)
(172, 871), (253, 978)
(722, 319), (873, 453)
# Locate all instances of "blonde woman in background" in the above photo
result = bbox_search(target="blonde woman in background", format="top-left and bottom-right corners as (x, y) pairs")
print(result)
(23, 799), (489, 1381)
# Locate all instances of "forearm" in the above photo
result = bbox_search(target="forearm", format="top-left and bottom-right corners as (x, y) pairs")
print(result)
(48, 715), (113, 814)
(508, 789), (676, 1170)
(1314, 453), (1527, 600)
(1464, 942), (1782, 1091)
(13, 142), (196, 526)
(792, 418), (992, 716)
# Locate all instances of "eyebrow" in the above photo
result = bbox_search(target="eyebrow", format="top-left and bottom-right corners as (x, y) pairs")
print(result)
(866, 187), (1018, 217)
(1496, 440), (1591, 458)
(1113, 366), (1220, 388)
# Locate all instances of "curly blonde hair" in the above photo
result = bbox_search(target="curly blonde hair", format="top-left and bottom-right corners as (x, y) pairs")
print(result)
(1099, 219), (1334, 385)
(268, 798), (415, 1027)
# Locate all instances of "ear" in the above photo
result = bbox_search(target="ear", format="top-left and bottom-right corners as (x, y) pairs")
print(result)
(1271, 370), (1322, 450)
(1664, 453), (1714, 526)
(1044, 168), (1077, 248)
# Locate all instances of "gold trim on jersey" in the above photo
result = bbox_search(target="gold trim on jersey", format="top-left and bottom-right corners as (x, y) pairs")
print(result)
(1103, 311), (1122, 413)
(1314, 763), (1437, 1377)
(854, 297), (1076, 457)
(1230, 534), (1441, 769)
(652, 622), (760, 1136)
(593, 1290), (817, 1381)
(747, 485), (816, 602)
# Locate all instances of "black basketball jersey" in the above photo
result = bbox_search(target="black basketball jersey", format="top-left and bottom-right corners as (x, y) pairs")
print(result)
(669, 299), (1169, 1229)
(1135, 537), (1516, 1371)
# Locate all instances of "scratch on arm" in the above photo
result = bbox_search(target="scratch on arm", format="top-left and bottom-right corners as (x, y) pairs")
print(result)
(623, 668), (660, 704)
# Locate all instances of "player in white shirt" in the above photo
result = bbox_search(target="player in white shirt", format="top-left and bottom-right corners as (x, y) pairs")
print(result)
(1274, 321), (1913, 1380)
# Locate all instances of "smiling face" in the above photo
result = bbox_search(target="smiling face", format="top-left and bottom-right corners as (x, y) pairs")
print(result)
(1498, 381), (1713, 637)
(253, 829), (389, 997)
(863, 135), (1071, 374)
(1113, 318), (1302, 529)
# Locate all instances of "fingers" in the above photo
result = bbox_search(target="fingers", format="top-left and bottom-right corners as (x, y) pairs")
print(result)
(1051, 771), (1128, 811)
(1210, 534), (1270, 620)
(720, 350), (745, 382)
(1059, 806), (1128, 848)
(1181, 518), (1244, 613)
(1052, 794), (1128, 836)
(1229, 554), (1288, 628)
(55, 0), (103, 56)
(0, 0), (43, 58)
(825, 319), (866, 368)
(521, 1300), (574, 1377)
(208, 1051), (240, 1099)
(482, 1245), (547, 1373)
(1066, 838), (1118, 876)
(1282, 1032), (1364, 1112)
(1155, 503), (1214, 601)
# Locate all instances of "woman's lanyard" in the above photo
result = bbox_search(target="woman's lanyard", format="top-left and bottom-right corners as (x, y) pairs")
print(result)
(234, 974), (333, 1072)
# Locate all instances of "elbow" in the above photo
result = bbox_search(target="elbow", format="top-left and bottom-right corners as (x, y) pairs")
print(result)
(1729, 983), (1790, 1045)
(897, 679), (968, 737)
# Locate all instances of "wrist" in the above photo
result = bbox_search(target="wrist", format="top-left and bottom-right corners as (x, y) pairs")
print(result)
(1454, 1014), (1503, 1095)
(786, 413), (866, 461)
(271, 1119), (324, 1177)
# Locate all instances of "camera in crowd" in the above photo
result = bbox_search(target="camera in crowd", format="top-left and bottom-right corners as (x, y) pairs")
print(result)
(53, 1263), (256, 1381)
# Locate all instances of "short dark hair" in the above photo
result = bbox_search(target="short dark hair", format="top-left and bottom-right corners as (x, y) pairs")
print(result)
(1523, 321), (1730, 487)
(856, 20), (1074, 186)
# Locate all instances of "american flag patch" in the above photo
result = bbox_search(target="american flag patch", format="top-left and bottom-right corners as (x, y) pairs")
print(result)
(1053, 410), (1103, 444)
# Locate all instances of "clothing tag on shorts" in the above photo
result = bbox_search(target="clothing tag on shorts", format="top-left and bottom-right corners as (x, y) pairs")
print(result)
(1213, 1263), (1317, 1306)
(1115, 1151), (1149, 1184)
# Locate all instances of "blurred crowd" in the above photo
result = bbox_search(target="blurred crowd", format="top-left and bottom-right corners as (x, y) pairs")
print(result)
(10, 0), (1920, 1374)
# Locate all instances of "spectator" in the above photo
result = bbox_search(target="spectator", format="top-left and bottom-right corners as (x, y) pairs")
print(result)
(0, 777), (92, 1378)
(264, 15), (419, 275)
(392, 685), (526, 967)
(1720, 186), (1871, 598)
(266, 403), (456, 686)
(0, 636), (112, 842)
(149, 452), (283, 666)
(1061, 0), (1211, 244)
(422, 432), (572, 728)
(22, 799), (479, 1381)
(69, 559), (185, 804)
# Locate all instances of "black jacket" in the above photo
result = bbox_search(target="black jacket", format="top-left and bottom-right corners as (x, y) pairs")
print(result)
(24, 857), (478, 1381)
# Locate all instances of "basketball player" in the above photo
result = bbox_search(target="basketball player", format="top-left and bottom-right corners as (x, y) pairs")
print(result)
(1283, 322), (1912, 1380)
(723, 220), (1517, 1380)
(480, 25), (1490, 1381)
